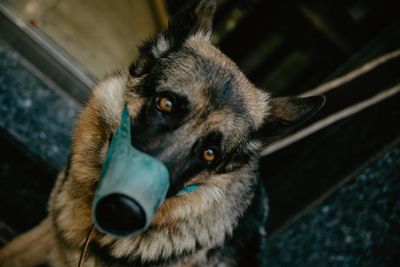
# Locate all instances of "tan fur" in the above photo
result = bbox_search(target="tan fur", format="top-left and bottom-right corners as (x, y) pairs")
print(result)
(151, 35), (170, 58)
(93, 70), (128, 126)
(185, 38), (270, 128)
(0, 218), (55, 267)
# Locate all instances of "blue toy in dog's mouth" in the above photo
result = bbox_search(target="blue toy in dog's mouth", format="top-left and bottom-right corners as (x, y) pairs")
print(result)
(92, 106), (169, 238)
(93, 106), (200, 238)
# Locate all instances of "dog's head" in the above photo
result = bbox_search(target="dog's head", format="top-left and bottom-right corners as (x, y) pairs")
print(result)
(51, 0), (325, 263)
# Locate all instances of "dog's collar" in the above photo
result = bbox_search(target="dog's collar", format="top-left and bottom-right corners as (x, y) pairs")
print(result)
(176, 183), (201, 195)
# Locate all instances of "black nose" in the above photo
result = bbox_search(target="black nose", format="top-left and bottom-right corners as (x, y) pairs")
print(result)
(94, 194), (146, 236)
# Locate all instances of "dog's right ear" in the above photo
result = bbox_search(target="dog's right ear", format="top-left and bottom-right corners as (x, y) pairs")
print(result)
(130, 0), (217, 76)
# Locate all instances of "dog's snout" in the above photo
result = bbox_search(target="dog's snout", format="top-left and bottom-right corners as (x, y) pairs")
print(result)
(94, 194), (146, 236)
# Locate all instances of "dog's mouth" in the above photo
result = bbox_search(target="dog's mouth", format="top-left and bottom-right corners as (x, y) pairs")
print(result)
(94, 106), (204, 238)
(82, 109), (206, 262)
(93, 107), (170, 238)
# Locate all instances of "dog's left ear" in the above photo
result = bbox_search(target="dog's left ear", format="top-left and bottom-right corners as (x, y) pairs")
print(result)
(130, 0), (217, 76)
(259, 95), (326, 138)
(168, 0), (217, 39)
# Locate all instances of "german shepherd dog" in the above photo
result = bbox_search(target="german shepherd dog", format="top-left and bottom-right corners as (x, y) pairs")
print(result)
(0, 0), (325, 266)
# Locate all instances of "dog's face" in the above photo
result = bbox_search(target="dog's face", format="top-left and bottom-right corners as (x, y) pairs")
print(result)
(129, 39), (268, 197)
(50, 0), (325, 264)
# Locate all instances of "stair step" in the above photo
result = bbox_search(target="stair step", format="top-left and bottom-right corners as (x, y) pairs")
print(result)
(266, 139), (400, 266)
(261, 21), (400, 232)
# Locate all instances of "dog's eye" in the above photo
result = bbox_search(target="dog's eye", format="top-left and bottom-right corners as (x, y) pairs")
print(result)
(202, 148), (216, 163)
(156, 96), (174, 113)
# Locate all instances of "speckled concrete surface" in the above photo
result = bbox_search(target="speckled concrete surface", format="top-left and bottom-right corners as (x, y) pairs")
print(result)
(0, 134), (55, 233)
(0, 42), (79, 171)
(266, 141), (400, 267)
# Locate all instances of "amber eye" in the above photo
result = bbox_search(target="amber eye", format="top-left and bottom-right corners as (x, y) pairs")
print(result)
(202, 148), (216, 162)
(156, 96), (174, 113)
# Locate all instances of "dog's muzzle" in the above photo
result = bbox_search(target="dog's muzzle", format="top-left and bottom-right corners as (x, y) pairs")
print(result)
(93, 106), (170, 238)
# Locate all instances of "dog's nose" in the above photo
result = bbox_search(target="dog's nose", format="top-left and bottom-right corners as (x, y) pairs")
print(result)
(94, 194), (146, 236)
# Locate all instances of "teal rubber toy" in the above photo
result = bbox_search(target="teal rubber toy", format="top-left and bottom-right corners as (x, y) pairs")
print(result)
(93, 106), (170, 238)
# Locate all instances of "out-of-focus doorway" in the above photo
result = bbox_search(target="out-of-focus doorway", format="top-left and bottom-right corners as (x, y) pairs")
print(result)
(8, 0), (167, 78)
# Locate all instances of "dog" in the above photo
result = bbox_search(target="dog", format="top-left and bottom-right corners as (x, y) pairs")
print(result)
(0, 0), (325, 266)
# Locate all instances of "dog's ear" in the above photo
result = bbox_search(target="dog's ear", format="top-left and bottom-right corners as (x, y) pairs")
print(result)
(130, 0), (217, 76)
(168, 0), (217, 39)
(258, 95), (326, 139)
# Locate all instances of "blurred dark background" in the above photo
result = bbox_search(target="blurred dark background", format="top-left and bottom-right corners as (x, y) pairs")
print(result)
(169, 0), (399, 96)
(0, 0), (399, 266)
